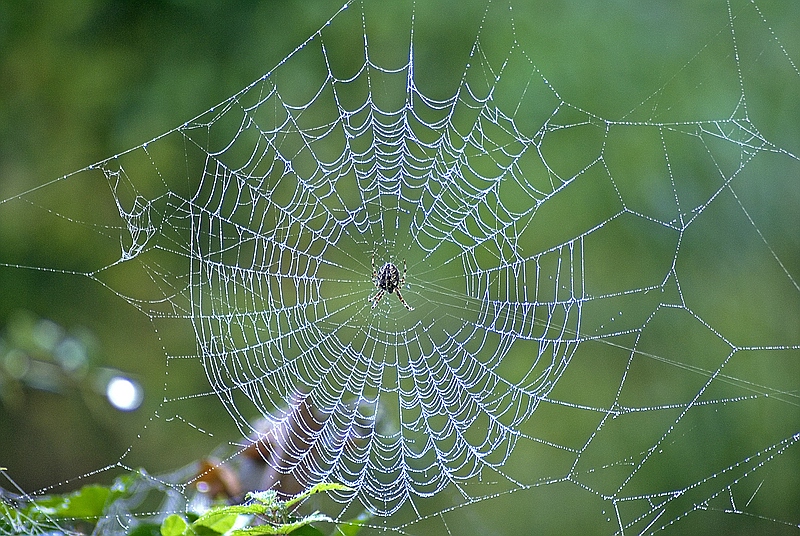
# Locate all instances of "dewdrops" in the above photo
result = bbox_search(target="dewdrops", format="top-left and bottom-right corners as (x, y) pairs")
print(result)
(106, 376), (143, 411)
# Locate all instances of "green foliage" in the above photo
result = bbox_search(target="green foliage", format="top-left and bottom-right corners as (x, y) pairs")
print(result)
(0, 473), (365, 536)
(163, 483), (354, 536)
(33, 483), (117, 519)
(0, 471), (141, 535)
(161, 514), (190, 536)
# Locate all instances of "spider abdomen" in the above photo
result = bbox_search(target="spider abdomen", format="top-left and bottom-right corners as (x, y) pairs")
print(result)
(376, 263), (401, 293)
(370, 257), (413, 311)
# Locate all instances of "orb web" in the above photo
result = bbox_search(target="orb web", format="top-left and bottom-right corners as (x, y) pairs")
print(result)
(1, 0), (798, 533)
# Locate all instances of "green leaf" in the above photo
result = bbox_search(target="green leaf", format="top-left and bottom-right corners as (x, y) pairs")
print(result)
(198, 503), (267, 518)
(193, 510), (239, 534)
(32, 484), (110, 520)
(160, 514), (190, 536)
(282, 483), (352, 510)
(187, 482), (347, 536)
(230, 525), (285, 536)
(245, 490), (279, 506)
(128, 522), (164, 536)
(23, 478), (137, 524)
(63, 484), (111, 518)
(286, 524), (326, 536)
(229, 513), (331, 536)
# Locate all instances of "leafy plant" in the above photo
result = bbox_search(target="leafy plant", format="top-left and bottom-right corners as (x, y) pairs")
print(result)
(0, 470), (138, 535)
(160, 483), (355, 536)
(1, 468), (367, 536)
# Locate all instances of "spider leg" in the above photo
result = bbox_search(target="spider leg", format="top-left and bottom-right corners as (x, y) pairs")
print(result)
(395, 259), (407, 287)
(394, 289), (414, 311)
(372, 253), (377, 279)
(371, 290), (384, 308)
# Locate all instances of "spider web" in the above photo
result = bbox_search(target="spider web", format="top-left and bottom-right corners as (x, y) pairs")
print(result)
(1, 0), (799, 534)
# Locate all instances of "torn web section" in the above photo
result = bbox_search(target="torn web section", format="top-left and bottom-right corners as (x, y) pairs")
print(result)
(0, 126), (233, 475)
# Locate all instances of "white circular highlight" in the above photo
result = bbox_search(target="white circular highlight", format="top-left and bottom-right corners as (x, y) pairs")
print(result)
(106, 376), (143, 411)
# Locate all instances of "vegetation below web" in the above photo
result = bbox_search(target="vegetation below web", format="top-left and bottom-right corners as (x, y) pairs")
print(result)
(0, 472), (365, 536)
(0, 314), (373, 536)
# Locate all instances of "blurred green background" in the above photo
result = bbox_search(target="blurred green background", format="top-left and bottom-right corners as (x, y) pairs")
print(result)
(1, 0), (798, 534)
(0, 0), (357, 490)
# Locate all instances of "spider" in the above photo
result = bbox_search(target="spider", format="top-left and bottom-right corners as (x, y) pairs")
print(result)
(370, 255), (414, 311)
